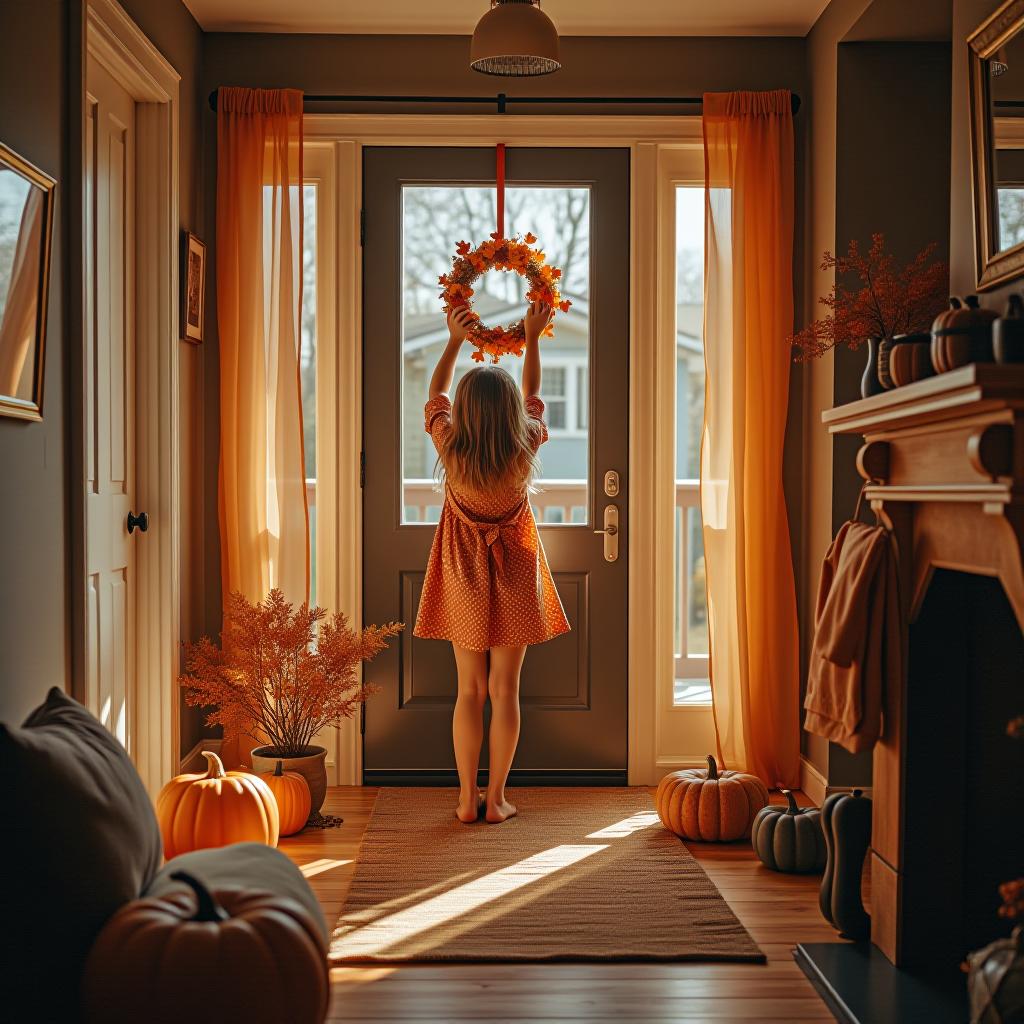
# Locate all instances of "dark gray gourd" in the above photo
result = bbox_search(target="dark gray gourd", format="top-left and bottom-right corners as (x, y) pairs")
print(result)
(751, 790), (826, 873)
(819, 788), (872, 940)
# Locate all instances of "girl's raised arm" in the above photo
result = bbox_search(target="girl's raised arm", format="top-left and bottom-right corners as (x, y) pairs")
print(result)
(429, 307), (475, 399)
(521, 300), (552, 399)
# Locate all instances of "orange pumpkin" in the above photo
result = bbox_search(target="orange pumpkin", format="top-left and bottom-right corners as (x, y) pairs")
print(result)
(889, 335), (935, 387)
(656, 754), (769, 842)
(930, 295), (996, 373)
(82, 871), (329, 1024)
(156, 750), (279, 859)
(260, 760), (311, 836)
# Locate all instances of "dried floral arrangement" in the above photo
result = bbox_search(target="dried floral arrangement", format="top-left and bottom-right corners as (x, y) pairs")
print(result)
(790, 233), (948, 360)
(179, 590), (403, 758)
(439, 232), (571, 363)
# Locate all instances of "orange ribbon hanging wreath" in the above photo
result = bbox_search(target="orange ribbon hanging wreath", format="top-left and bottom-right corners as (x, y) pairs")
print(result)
(438, 141), (570, 363)
(496, 142), (506, 238)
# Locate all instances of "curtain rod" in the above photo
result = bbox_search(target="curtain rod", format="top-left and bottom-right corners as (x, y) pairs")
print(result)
(207, 90), (801, 115)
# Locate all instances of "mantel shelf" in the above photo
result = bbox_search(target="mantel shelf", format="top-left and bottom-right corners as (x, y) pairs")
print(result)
(822, 362), (1024, 436)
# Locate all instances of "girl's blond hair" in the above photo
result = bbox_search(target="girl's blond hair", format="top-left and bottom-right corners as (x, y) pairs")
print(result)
(437, 366), (538, 492)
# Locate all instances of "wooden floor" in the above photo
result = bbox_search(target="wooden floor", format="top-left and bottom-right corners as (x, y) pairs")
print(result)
(280, 787), (842, 1023)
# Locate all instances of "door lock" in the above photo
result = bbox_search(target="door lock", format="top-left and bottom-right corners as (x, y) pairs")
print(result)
(594, 504), (619, 562)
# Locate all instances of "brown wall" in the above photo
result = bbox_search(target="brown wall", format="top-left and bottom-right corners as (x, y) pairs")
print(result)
(0, 0), (71, 725)
(0, 0), (211, 753)
(800, 2), (953, 786)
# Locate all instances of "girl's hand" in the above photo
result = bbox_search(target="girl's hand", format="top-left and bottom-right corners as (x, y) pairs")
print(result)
(524, 300), (553, 343)
(447, 306), (476, 343)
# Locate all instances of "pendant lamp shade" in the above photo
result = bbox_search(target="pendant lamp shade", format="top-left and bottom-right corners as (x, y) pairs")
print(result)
(470, 0), (561, 77)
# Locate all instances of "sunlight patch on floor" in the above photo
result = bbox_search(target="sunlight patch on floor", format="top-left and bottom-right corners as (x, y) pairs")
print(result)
(300, 858), (354, 878)
(585, 811), (660, 839)
(332, 844), (608, 959)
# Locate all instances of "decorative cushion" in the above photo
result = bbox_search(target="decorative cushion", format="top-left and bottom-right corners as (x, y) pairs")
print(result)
(146, 842), (328, 942)
(0, 687), (163, 1020)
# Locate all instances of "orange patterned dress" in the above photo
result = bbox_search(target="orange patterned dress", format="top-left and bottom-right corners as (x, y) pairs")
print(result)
(413, 394), (570, 651)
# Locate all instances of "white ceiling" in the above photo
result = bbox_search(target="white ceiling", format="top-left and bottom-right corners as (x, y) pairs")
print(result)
(181, 0), (832, 37)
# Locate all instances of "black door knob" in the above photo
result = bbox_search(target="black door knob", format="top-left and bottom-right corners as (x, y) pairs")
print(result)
(127, 511), (149, 534)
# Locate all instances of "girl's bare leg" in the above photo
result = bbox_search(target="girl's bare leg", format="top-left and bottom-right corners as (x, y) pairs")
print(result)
(485, 645), (527, 823)
(452, 644), (488, 823)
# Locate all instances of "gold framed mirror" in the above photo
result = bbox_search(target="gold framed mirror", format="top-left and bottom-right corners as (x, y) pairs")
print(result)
(969, 0), (1024, 290)
(0, 142), (55, 420)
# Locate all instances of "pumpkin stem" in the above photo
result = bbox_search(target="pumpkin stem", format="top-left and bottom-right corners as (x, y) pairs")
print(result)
(852, 788), (864, 799)
(783, 789), (801, 815)
(170, 871), (230, 923)
(274, 760), (284, 777)
(201, 750), (227, 779)
(706, 754), (719, 780)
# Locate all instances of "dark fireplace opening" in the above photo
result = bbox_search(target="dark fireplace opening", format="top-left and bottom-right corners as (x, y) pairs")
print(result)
(903, 569), (1024, 965)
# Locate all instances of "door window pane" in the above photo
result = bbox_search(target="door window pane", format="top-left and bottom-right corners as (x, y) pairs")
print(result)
(401, 185), (590, 524)
(674, 186), (710, 704)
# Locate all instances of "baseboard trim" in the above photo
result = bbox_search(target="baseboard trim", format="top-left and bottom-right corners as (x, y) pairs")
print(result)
(363, 768), (629, 787)
(179, 738), (224, 774)
(800, 755), (828, 805)
(800, 756), (873, 807)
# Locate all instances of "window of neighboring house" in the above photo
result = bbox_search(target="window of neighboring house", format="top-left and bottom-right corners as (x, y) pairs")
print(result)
(542, 366), (568, 430)
(674, 184), (711, 706)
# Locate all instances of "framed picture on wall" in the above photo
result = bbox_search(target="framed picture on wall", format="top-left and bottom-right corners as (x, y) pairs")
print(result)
(181, 231), (206, 343)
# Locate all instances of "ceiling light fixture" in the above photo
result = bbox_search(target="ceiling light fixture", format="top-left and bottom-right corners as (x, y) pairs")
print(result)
(470, 0), (561, 78)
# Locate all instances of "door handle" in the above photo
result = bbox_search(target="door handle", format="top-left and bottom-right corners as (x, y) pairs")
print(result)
(594, 504), (619, 562)
(127, 511), (149, 535)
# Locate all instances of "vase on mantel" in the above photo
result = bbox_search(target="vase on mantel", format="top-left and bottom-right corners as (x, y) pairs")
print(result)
(860, 337), (886, 399)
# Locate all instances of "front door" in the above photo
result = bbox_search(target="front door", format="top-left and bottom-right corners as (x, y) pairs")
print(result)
(362, 147), (629, 783)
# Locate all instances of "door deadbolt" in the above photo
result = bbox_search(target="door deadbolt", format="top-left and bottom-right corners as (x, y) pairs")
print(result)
(604, 470), (620, 497)
(594, 504), (619, 562)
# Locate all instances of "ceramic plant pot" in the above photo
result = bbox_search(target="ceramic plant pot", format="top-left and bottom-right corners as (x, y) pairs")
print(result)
(251, 745), (328, 815)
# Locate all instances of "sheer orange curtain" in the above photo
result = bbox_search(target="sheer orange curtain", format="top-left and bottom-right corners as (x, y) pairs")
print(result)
(701, 90), (800, 788)
(216, 87), (309, 765)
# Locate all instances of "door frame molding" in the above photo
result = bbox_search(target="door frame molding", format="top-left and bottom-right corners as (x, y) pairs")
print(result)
(305, 114), (700, 784)
(72, 0), (181, 793)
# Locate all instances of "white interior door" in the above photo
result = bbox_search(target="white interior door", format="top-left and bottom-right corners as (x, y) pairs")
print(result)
(85, 60), (137, 754)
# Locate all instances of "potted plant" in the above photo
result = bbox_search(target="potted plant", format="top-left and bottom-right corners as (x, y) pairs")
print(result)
(179, 590), (402, 820)
(789, 233), (948, 397)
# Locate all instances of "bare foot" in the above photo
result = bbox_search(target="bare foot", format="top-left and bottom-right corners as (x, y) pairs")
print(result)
(455, 791), (484, 824)
(484, 798), (517, 823)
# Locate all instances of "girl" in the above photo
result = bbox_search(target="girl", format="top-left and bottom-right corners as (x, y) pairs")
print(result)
(413, 300), (571, 824)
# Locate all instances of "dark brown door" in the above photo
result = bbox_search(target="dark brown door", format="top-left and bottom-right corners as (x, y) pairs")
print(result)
(362, 147), (629, 784)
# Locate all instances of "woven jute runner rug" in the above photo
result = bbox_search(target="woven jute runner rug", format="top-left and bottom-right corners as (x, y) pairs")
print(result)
(330, 787), (764, 963)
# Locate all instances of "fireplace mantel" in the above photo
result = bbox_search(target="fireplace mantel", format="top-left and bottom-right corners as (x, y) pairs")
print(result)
(796, 365), (1024, 1023)
(822, 364), (1024, 967)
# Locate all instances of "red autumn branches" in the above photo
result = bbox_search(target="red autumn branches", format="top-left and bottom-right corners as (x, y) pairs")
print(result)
(790, 233), (948, 361)
(179, 589), (403, 757)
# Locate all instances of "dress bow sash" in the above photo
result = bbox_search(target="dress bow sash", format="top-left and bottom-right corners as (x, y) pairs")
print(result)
(445, 486), (530, 573)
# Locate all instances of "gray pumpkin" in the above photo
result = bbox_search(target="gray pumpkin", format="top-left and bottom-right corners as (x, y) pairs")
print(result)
(751, 790), (826, 873)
